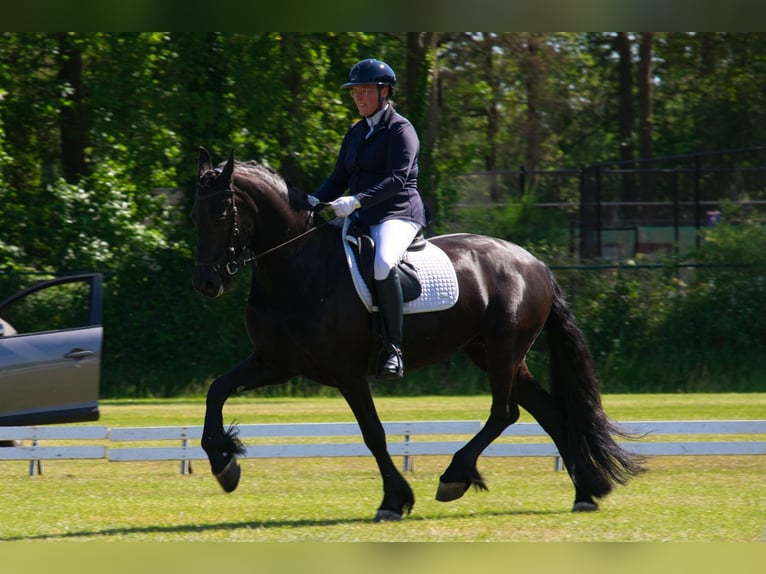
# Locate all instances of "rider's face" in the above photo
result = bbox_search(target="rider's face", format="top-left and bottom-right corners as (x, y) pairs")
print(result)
(349, 84), (388, 117)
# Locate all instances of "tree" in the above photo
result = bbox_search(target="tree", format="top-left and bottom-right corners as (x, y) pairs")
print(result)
(57, 33), (88, 183)
(614, 33), (637, 223)
(637, 31), (654, 219)
(2, 32), (766, 396)
(404, 32), (441, 211)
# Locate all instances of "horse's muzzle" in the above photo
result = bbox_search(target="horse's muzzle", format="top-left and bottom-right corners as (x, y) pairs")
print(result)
(193, 265), (225, 298)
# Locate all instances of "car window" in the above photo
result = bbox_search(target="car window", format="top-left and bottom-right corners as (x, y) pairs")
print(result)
(1, 280), (92, 336)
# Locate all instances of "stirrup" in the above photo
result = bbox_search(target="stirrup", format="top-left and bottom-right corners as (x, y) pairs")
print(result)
(376, 345), (404, 380)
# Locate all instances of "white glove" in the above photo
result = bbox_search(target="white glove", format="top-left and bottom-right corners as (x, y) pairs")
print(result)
(305, 195), (320, 207)
(330, 196), (361, 218)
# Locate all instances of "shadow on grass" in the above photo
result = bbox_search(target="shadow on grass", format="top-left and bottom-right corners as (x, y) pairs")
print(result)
(1, 508), (568, 541)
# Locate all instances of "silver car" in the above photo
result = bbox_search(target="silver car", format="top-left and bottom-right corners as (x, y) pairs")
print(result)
(0, 273), (102, 426)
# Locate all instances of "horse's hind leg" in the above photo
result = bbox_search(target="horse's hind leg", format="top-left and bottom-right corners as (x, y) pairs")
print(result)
(514, 362), (598, 511)
(340, 379), (414, 522)
(436, 340), (520, 503)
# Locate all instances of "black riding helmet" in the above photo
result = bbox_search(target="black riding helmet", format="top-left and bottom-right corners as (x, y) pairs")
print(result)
(342, 58), (396, 98)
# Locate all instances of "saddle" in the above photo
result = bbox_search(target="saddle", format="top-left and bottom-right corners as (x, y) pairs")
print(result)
(343, 218), (424, 303)
(338, 217), (460, 315)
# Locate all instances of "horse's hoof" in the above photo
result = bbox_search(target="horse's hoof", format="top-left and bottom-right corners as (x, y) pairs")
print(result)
(374, 509), (403, 522)
(214, 457), (241, 493)
(435, 480), (468, 502)
(572, 500), (599, 512)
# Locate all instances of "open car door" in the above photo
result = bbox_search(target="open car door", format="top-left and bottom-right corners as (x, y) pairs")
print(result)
(0, 273), (103, 426)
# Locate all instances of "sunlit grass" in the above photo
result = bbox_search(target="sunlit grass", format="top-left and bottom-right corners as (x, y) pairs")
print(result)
(0, 394), (763, 541)
(98, 392), (766, 426)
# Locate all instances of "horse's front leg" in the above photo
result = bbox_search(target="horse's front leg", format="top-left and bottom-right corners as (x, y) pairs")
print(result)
(201, 354), (285, 493)
(340, 380), (414, 522)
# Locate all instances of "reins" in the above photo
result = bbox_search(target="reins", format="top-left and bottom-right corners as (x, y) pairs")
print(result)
(253, 219), (330, 261)
(195, 183), (330, 275)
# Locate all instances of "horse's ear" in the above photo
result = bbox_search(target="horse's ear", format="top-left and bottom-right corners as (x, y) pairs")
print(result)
(220, 148), (235, 183)
(198, 147), (213, 177)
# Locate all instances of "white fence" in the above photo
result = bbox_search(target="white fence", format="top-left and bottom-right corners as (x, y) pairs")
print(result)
(1, 420), (764, 476)
(0, 425), (109, 476)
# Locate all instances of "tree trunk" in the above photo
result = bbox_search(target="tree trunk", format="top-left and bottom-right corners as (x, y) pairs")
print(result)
(638, 32), (654, 223)
(483, 45), (501, 202)
(522, 34), (543, 192)
(57, 32), (87, 183)
(614, 32), (636, 224)
(699, 32), (718, 77)
(276, 33), (305, 190)
(405, 33), (441, 217)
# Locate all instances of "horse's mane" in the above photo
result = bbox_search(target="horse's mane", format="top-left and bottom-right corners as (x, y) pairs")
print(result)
(223, 159), (307, 212)
(229, 160), (289, 196)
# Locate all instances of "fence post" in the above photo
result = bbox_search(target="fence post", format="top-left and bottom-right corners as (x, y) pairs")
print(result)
(672, 170), (680, 259)
(28, 439), (42, 476)
(579, 163), (603, 260)
(180, 438), (193, 475)
(694, 154), (702, 248)
(403, 432), (412, 472)
(595, 163), (602, 257)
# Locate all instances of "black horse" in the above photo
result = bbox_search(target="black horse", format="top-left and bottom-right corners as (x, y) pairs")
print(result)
(192, 147), (644, 521)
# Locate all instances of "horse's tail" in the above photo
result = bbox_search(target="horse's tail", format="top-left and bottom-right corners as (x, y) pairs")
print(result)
(543, 270), (645, 498)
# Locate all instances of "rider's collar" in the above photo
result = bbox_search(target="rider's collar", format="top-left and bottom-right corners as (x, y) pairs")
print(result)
(366, 103), (389, 130)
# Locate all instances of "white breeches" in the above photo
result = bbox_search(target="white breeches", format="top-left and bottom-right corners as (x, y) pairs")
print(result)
(369, 218), (422, 281)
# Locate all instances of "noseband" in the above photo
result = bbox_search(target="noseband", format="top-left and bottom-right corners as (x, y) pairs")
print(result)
(194, 186), (255, 276)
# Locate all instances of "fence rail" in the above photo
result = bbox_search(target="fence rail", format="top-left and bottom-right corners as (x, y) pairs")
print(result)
(0, 425), (109, 476)
(1, 420), (764, 476)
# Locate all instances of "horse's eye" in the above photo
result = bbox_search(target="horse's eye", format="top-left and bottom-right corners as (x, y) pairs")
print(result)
(216, 210), (228, 222)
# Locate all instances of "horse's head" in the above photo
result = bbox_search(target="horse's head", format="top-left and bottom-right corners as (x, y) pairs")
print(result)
(192, 147), (319, 298)
(192, 147), (246, 298)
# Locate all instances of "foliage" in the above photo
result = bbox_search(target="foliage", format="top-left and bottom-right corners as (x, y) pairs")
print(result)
(1, 33), (766, 396)
(666, 221), (766, 352)
(556, 222), (766, 393)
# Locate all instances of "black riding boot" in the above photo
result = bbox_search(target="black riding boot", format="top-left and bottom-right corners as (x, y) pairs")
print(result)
(375, 268), (404, 380)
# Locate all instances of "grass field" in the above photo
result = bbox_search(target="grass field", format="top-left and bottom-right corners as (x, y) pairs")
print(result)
(0, 393), (764, 544)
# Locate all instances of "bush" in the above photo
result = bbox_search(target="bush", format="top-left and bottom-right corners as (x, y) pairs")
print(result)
(11, 190), (765, 397)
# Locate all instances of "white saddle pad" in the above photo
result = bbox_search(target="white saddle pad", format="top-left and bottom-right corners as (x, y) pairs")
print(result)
(342, 218), (459, 314)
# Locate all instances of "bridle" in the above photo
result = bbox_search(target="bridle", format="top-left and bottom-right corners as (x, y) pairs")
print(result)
(193, 186), (255, 276)
(194, 180), (326, 276)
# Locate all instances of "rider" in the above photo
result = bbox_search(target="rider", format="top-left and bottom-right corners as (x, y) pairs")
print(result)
(306, 58), (428, 380)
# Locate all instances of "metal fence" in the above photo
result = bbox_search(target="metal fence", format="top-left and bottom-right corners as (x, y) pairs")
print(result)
(453, 146), (766, 260)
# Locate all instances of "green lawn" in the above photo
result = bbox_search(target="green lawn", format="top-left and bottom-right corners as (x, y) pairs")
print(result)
(96, 391), (766, 426)
(0, 393), (763, 544)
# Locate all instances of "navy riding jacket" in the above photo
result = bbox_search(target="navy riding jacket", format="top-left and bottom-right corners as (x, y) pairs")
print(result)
(315, 105), (427, 228)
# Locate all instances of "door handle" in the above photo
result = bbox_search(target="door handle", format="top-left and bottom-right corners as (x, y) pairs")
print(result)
(64, 348), (95, 360)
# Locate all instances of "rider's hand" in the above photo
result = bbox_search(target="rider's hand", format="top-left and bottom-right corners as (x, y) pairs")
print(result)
(305, 194), (320, 207)
(330, 196), (361, 218)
